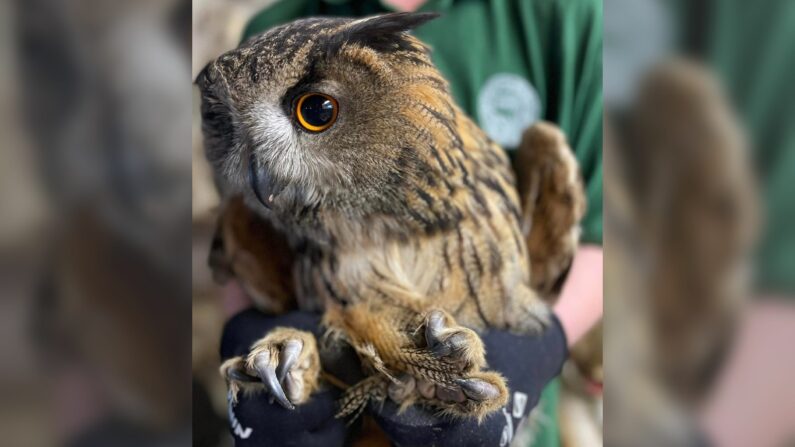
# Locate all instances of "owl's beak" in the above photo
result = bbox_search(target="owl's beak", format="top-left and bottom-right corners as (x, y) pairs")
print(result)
(248, 154), (285, 209)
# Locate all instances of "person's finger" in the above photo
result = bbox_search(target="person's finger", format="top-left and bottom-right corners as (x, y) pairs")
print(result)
(221, 280), (254, 319)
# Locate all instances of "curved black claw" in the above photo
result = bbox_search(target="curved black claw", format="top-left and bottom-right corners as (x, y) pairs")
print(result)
(430, 332), (469, 357)
(425, 310), (446, 349)
(276, 340), (302, 383)
(455, 378), (500, 401)
(254, 356), (294, 410)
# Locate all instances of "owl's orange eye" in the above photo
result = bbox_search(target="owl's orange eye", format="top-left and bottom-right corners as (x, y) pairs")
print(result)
(294, 93), (338, 132)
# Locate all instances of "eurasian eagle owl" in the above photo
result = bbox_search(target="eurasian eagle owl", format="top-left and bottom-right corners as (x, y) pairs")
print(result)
(198, 12), (585, 420)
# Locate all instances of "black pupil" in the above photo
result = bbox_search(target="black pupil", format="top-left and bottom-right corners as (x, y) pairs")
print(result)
(301, 95), (334, 127)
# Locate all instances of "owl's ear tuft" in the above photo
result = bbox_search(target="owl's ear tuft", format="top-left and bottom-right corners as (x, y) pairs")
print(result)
(329, 12), (440, 54)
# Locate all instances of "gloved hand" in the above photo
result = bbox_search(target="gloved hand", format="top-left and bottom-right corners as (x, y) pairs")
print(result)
(220, 309), (567, 447)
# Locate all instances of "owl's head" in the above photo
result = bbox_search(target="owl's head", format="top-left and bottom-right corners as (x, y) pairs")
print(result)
(198, 13), (465, 243)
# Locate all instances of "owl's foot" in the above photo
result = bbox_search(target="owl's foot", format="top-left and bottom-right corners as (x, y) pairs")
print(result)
(514, 121), (586, 298)
(221, 327), (320, 409)
(387, 310), (508, 420)
(335, 309), (507, 421)
(382, 309), (485, 381)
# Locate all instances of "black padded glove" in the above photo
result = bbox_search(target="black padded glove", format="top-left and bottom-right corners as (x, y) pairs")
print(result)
(220, 310), (567, 447)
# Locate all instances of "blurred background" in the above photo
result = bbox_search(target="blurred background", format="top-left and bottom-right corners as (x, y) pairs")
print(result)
(1, 0), (192, 445)
(604, 0), (795, 446)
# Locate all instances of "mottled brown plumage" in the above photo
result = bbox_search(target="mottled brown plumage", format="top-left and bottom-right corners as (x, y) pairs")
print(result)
(199, 13), (584, 420)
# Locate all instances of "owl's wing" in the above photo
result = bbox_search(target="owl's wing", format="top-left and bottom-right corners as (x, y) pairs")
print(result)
(512, 122), (587, 301)
(210, 196), (297, 314)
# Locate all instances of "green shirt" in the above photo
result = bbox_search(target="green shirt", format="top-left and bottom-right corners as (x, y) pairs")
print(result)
(242, 1), (604, 445)
(677, 0), (795, 294)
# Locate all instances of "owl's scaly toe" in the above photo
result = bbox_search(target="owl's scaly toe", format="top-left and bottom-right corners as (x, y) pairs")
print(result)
(377, 310), (507, 419)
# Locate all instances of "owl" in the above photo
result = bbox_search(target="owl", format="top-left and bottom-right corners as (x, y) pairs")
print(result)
(198, 12), (585, 421)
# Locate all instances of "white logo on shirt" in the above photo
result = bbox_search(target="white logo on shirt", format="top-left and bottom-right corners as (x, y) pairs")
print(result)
(477, 73), (541, 149)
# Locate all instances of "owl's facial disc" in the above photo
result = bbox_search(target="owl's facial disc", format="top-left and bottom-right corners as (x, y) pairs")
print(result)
(198, 12), (443, 221)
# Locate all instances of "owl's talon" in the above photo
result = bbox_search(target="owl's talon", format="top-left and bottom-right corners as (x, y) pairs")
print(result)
(254, 354), (294, 410)
(282, 370), (303, 403)
(221, 328), (320, 409)
(422, 372), (508, 420)
(277, 339), (303, 383)
(431, 331), (470, 358)
(455, 378), (500, 401)
(425, 310), (446, 348)
(430, 342), (451, 357)
(421, 309), (485, 373)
